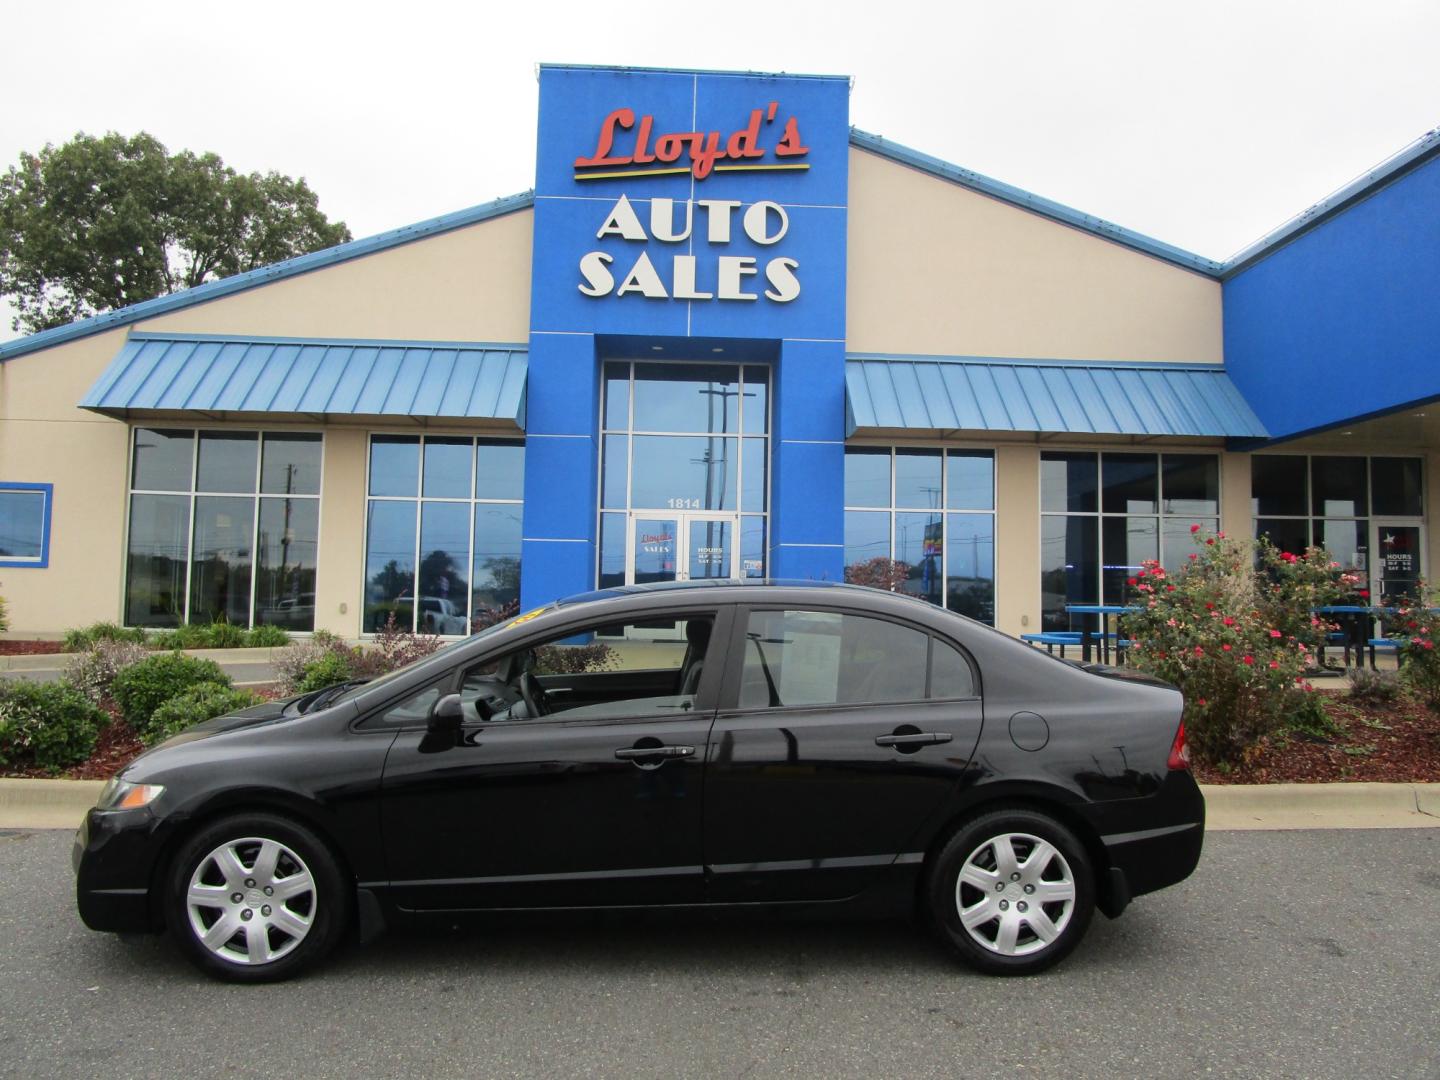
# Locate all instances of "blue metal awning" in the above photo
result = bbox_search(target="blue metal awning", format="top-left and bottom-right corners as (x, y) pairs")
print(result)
(80, 333), (528, 426)
(845, 355), (1268, 438)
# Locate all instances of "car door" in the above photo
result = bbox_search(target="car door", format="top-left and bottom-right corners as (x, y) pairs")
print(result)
(703, 605), (983, 903)
(379, 606), (731, 911)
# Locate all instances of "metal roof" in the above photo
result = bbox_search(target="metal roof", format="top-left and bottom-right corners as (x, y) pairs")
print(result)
(845, 355), (1268, 438)
(80, 333), (528, 425)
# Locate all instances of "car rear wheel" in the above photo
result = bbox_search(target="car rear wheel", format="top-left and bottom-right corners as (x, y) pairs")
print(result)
(164, 813), (349, 982)
(928, 808), (1095, 975)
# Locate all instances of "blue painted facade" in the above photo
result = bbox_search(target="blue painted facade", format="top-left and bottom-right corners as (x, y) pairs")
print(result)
(1223, 146), (1440, 440)
(521, 65), (851, 608)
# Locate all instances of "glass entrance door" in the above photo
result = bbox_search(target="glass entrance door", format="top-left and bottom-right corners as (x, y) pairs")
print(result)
(1372, 521), (1424, 603)
(628, 513), (737, 584)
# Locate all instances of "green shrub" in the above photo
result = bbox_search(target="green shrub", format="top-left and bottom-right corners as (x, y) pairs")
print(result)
(0, 596), (9, 634)
(1125, 528), (1358, 765)
(111, 652), (230, 738)
(0, 679), (108, 772)
(295, 650), (355, 694)
(1348, 666), (1404, 705)
(66, 638), (151, 705)
(144, 682), (262, 746)
(245, 624), (292, 647)
(62, 621), (149, 652)
(148, 624), (210, 650)
(204, 622), (248, 649)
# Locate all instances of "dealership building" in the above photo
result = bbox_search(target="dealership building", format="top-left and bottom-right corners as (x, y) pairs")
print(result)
(1, 64), (1437, 640)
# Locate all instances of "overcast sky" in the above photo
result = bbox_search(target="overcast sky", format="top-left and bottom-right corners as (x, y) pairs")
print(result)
(3, 0), (1438, 342)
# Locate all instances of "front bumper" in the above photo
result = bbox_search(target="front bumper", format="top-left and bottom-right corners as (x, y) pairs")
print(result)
(73, 807), (169, 933)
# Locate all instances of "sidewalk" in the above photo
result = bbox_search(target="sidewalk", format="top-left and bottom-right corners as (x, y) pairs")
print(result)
(0, 647), (281, 688)
(3, 777), (1437, 832)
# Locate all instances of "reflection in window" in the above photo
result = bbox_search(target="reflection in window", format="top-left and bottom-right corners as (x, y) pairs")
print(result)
(738, 609), (972, 708)
(1042, 452), (1218, 629)
(1251, 455), (1423, 573)
(842, 447), (996, 625)
(363, 434), (524, 634)
(0, 488), (48, 562)
(124, 429), (322, 630)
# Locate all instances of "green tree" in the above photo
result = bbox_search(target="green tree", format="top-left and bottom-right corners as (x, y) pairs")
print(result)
(0, 132), (351, 334)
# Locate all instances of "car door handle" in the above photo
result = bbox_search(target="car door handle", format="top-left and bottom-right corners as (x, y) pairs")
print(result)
(614, 745), (695, 760)
(875, 732), (953, 747)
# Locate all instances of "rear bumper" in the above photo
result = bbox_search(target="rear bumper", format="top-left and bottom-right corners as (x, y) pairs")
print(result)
(1096, 771), (1206, 905)
(73, 807), (168, 933)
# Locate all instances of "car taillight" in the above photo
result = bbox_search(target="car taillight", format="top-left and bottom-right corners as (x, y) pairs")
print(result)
(1167, 720), (1191, 771)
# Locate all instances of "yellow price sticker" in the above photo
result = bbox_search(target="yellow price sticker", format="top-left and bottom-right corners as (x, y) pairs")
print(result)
(506, 607), (547, 629)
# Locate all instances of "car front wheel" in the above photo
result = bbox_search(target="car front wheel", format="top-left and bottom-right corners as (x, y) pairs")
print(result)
(928, 808), (1095, 975)
(164, 812), (349, 982)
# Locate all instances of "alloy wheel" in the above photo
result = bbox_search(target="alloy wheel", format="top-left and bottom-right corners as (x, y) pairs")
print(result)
(185, 837), (317, 966)
(954, 831), (1076, 957)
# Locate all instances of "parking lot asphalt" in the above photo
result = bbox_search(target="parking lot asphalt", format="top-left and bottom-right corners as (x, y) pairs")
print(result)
(2, 828), (1437, 1080)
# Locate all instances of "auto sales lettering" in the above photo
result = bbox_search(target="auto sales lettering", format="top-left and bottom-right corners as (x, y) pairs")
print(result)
(574, 103), (806, 304)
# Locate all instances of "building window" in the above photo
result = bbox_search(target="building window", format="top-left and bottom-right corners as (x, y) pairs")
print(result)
(843, 447), (996, 624)
(598, 361), (769, 587)
(363, 434), (523, 634)
(1040, 451), (1219, 630)
(0, 483), (53, 568)
(125, 429), (322, 630)
(1253, 454), (1424, 574)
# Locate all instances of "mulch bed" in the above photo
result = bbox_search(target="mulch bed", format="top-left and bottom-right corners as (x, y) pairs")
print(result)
(1193, 692), (1440, 784)
(0, 640), (67, 655)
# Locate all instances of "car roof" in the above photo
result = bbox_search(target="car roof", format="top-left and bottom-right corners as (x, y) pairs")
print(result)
(555, 578), (921, 608)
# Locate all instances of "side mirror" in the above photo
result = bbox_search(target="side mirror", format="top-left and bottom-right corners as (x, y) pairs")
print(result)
(427, 693), (465, 733)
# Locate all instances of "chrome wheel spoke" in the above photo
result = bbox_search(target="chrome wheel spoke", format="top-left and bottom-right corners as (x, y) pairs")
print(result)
(1033, 879), (1075, 904)
(959, 863), (1000, 892)
(188, 882), (229, 908)
(1021, 840), (1058, 879)
(272, 870), (315, 901)
(960, 897), (997, 930)
(991, 836), (1021, 881)
(212, 845), (248, 887)
(269, 905), (311, 940)
(994, 913), (1021, 954)
(201, 911), (242, 950)
(245, 923), (271, 964)
(250, 840), (281, 886)
(1025, 907), (1060, 944)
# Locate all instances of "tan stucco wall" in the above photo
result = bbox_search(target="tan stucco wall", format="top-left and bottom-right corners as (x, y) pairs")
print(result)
(846, 149), (1223, 364)
(139, 208), (534, 343)
(0, 329), (132, 635)
(993, 445), (1041, 637)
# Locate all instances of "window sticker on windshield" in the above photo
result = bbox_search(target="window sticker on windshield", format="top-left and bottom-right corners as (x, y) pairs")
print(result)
(507, 607), (547, 629)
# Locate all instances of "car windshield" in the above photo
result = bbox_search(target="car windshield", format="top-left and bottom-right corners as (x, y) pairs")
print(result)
(325, 605), (556, 705)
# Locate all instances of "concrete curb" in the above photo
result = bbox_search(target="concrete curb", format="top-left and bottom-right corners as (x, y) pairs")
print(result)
(0, 778), (106, 829)
(3, 776), (1438, 833)
(1200, 782), (1440, 830)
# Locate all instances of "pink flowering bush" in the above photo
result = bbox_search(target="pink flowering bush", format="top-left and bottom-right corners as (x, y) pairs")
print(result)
(1386, 583), (1440, 708)
(1124, 528), (1354, 764)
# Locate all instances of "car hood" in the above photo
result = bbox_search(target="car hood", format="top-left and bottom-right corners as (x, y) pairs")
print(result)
(156, 699), (296, 746)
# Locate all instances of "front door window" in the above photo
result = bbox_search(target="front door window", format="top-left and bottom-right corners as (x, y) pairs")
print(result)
(628, 514), (735, 584)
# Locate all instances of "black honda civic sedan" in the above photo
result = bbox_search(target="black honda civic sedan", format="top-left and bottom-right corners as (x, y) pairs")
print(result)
(74, 581), (1203, 981)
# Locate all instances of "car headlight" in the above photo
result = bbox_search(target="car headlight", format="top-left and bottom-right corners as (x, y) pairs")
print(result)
(95, 778), (165, 811)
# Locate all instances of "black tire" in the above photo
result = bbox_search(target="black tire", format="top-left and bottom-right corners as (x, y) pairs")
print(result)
(927, 808), (1095, 976)
(164, 812), (350, 983)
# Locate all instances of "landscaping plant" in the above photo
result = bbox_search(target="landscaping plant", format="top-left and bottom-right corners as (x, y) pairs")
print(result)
(144, 682), (262, 746)
(110, 652), (230, 740)
(0, 679), (108, 772)
(1384, 583), (1440, 709)
(61, 621), (148, 652)
(1124, 528), (1357, 765)
(67, 638), (150, 705)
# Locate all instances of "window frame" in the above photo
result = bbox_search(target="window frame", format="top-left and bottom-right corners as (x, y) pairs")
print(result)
(122, 427), (324, 629)
(843, 442), (997, 624)
(1038, 449), (1221, 624)
(360, 430), (525, 637)
(0, 482), (53, 568)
